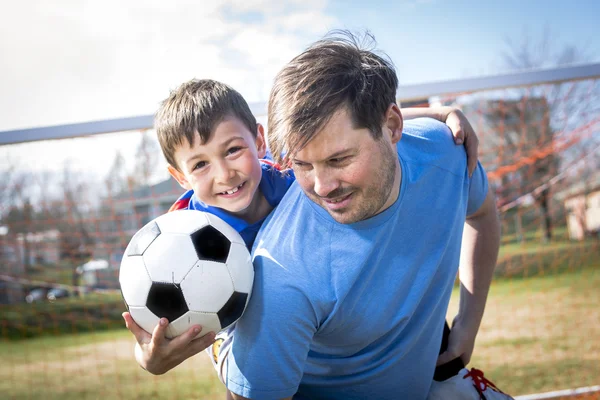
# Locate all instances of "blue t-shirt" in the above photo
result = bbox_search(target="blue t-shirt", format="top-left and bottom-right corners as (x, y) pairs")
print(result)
(224, 119), (489, 400)
(171, 161), (294, 249)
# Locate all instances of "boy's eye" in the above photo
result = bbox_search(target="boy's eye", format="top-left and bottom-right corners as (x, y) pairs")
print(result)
(227, 146), (243, 155)
(193, 161), (207, 170)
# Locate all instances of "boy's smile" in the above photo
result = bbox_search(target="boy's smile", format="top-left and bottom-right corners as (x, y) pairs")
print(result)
(168, 116), (271, 223)
(217, 181), (246, 197)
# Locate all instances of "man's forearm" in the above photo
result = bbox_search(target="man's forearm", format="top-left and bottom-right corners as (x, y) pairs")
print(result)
(457, 190), (501, 333)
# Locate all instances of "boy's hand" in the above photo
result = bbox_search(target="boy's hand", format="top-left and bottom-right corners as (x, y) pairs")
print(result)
(444, 108), (479, 177)
(123, 312), (216, 375)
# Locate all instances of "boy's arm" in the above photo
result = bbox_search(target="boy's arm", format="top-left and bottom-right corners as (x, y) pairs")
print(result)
(123, 312), (215, 375)
(401, 106), (479, 176)
(437, 185), (500, 366)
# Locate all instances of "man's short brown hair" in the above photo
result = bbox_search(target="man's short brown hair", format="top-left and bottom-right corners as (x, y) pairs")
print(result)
(155, 79), (257, 170)
(268, 30), (398, 165)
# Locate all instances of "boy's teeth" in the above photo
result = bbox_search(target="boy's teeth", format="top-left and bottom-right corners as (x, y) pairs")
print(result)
(222, 183), (243, 195)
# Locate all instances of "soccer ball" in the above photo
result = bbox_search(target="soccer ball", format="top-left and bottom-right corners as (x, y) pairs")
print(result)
(119, 210), (254, 338)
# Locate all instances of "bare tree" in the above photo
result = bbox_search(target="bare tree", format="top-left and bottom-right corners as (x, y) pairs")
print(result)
(59, 164), (95, 291)
(134, 130), (160, 187)
(105, 150), (129, 196)
(492, 27), (597, 242)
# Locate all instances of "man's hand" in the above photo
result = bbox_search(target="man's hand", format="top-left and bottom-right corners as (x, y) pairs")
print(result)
(436, 314), (477, 366)
(123, 312), (216, 375)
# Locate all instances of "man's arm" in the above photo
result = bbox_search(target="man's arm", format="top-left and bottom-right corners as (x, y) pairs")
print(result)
(437, 186), (501, 366)
(402, 106), (479, 176)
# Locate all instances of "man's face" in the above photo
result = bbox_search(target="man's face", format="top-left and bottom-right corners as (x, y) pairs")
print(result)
(291, 107), (402, 224)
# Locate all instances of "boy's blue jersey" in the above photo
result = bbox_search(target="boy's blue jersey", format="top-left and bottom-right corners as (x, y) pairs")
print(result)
(169, 160), (294, 249)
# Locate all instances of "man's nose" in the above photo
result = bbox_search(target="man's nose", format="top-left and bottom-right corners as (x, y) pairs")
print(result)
(313, 170), (338, 198)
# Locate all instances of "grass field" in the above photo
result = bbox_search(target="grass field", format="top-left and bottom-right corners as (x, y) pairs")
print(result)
(1, 241), (598, 399)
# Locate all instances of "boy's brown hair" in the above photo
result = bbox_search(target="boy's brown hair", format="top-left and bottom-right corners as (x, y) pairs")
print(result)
(268, 30), (398, 165)
(155, 79), (257, 170)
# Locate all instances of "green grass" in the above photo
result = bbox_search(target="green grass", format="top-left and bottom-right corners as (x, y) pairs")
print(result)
(446, 256), (600, 396)
(0, 329), (225, 400)
(2, 240), (598, 398)
(1, 292), (125, 340)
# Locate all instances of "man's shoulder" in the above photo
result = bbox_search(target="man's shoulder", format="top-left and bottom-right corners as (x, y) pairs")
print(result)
(402, 118), (454, 146)
(400, 118), (467, 176)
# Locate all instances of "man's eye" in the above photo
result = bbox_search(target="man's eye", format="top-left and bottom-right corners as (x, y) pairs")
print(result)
(330, 156), (348, 164)
(293, 161), (309, 169)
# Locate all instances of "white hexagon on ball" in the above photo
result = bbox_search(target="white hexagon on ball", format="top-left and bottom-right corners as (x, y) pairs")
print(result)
(226, 242), (254, 294)
(128, 306), (160, 335)
(119, 255), (152, 307)
(167, 312), (221, 339)
(143, 233), (199, 283)
(181, 260), (234, 312)
(156, 209), (209, 235)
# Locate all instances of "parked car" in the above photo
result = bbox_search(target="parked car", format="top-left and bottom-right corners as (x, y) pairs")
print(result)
(47, 288), (70, 302)
(25, 288), (48, 304)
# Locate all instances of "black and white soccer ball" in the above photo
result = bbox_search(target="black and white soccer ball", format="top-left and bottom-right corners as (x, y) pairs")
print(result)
(119, 210), (254, 338)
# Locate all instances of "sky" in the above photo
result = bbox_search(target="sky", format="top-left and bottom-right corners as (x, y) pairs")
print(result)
(1, 0), (599, 183)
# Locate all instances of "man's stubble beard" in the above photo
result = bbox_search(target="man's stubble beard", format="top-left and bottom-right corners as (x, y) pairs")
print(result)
(316, 140), (399, 224)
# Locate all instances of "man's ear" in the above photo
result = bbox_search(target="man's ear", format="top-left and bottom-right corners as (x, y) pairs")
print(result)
(384, 103), (403, 145)
(168, 165), (192, 190)
(256, 123), (267, 159)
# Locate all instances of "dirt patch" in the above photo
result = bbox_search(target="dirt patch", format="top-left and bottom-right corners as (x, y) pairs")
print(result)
(8, 337), (214, 375)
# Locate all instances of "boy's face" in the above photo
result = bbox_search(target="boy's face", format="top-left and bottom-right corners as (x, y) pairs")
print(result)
(168, 116), (267, 217)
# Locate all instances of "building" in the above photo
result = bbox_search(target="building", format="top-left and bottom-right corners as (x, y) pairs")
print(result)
(560, 174), (600, 240)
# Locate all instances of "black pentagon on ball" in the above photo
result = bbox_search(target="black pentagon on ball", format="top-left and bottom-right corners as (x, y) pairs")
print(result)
(191, 225), (231, 263)
(146, 282), (189, 323)
(127, 221), (161, 256)
(217, 291), (248, 329)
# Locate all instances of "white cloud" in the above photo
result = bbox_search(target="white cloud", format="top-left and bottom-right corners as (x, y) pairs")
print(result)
(0, 0), (338, 131)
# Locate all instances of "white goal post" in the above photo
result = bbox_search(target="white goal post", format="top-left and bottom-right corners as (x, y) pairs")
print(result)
(1, 63), (599, 146)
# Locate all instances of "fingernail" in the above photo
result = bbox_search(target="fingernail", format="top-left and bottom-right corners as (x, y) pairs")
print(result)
(193, 327), (201, 334)
(160, 318), (167, 326)
(456, 139), (463, 144)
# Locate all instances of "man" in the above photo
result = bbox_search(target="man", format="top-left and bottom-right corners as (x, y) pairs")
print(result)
(223, 31), (501, 400)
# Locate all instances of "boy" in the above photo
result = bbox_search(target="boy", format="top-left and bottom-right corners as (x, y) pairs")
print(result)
(123, 78), (507, 398)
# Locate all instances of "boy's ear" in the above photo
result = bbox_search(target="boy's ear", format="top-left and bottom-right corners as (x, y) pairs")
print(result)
(384, 103), (403, 145)
(256, 123), (267, 159)
(167, 165), (192, 190)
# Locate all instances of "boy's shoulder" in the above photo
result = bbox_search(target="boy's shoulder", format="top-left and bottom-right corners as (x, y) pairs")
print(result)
(258, 159), (295, 207)
(169, 189), (194, 212)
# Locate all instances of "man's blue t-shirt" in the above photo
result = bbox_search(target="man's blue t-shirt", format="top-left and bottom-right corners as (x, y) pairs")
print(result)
(224, 119), (489, 400)
(170, 161), (294, 249)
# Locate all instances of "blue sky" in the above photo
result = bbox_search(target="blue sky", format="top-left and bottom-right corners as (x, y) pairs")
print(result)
(0, 0), (598, 131)
(326, 0), (600, 83)
(0, 0), (598, 180)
